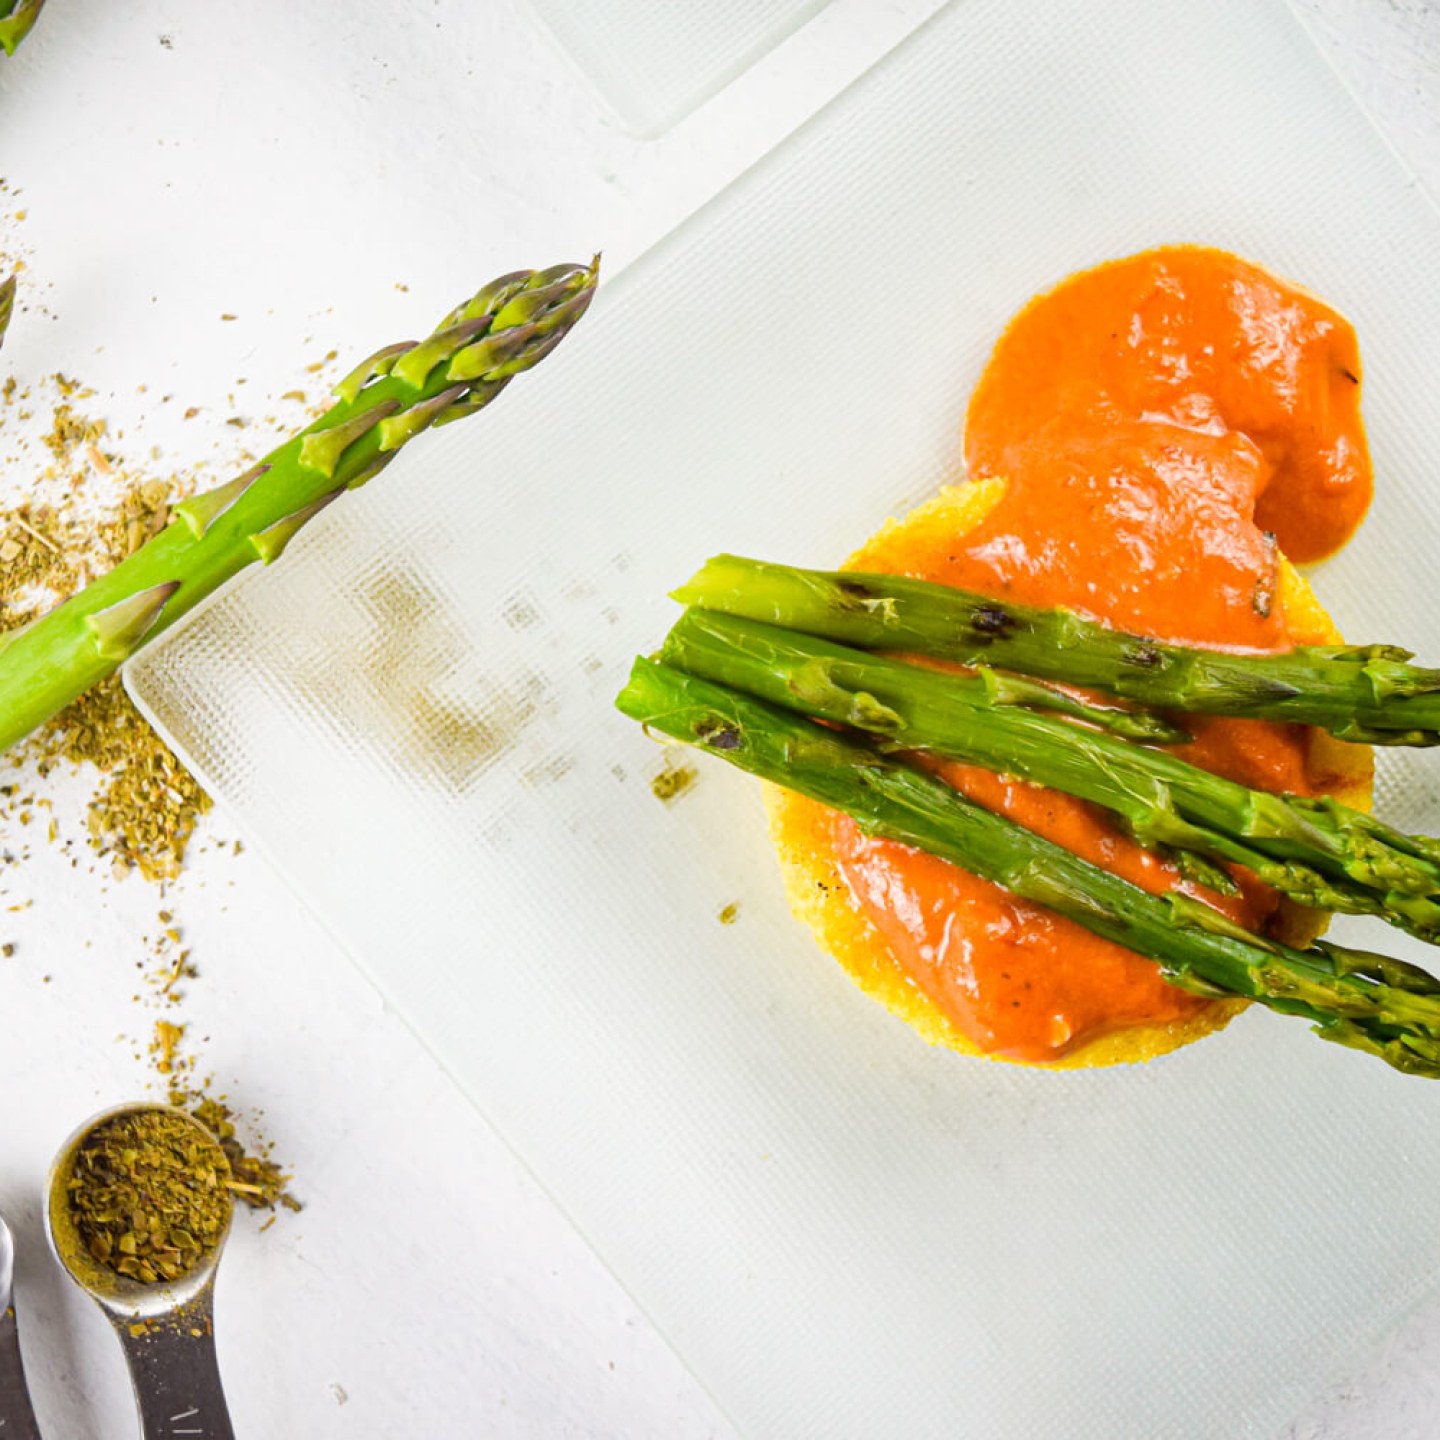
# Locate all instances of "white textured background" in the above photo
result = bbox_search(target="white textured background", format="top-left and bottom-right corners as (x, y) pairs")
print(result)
(0, 1), (1435, 1436)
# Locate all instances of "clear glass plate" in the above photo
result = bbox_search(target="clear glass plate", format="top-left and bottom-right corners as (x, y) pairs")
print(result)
(129, 0), (1440, 1435)
(523, 0), (832, 137)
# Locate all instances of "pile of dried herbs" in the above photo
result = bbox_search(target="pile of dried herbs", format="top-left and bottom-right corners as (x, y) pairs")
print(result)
(0, 243), (305, 1233)
(64, 1108), (232, 1285)
(0, 380), (211, 879)
(179, 1093), (302, 1215)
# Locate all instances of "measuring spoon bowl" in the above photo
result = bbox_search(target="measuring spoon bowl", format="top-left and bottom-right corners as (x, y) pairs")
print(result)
(45, 1103), (236, 1440)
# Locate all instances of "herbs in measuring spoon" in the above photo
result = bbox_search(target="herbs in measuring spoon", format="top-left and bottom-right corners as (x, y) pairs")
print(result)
(64, 1109), (232, 1285)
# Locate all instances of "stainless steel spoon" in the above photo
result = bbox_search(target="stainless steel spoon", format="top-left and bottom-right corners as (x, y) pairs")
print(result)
(44, 1104), (235, 1440)
(0, 1210), (43, 1439)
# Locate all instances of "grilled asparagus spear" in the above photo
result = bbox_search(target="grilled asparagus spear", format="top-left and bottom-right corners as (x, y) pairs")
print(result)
(675, 554), (1440, 745)
(658, 608), (1440, 941)
(617, 657), (1440, 1078)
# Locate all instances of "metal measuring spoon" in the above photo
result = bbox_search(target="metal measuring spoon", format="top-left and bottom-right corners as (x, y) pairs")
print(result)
(0, 1210), (43, 1439)
(44, 1104), (235, 1440)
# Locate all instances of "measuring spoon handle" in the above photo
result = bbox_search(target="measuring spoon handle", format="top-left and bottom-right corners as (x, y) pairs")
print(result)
(0, 1305), (43, 1439)
(111, 1283), (234, 1440)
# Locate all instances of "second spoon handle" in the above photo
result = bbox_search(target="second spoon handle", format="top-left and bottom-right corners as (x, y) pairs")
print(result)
(0, 1304), (43, 1440)
(111, 1283), (234, 1440)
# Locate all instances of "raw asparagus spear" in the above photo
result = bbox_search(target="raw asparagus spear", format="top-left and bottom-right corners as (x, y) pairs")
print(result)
(0, 260), (597, 754)
(616, 657), (1440, 1078)
(0, 0), (43, 55)
(0, 273), (13, 349)
(674, 555), (1440, 745)
(658, 609), (1440, 941)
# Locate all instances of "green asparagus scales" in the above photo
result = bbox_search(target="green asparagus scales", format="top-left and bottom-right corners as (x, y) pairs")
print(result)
(616, 658), (1440, 1077)
(0, 273), (13, 350)
(0, 0), (43, 55)
(0, 260), (597, 754)
(659, 610), (1440, 942)
(668, 624), (1190, 744)
(675, 555), (1440, 745)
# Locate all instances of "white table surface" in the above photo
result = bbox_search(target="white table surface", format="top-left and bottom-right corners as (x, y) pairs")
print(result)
(0, 2), (1437, 1436)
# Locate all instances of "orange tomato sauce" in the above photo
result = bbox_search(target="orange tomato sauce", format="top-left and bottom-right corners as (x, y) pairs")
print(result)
(829, 246), (1372, 1063)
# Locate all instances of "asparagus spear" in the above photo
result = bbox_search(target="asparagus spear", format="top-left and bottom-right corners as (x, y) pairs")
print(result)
(0, 260), (597, 755)
(675, 554), (1440, 745)
(659, 609), (1440, 941)
(0, 273), (13, 350)
(616, 657), (1440, 1077)
(0, 0), (43, 55)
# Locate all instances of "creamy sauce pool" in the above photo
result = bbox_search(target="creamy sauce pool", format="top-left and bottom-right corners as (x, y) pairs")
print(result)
(829, 246), (1372, 1062)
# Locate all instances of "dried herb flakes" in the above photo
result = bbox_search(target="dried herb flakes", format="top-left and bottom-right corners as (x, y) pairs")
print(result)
(65, 1109), (232, 1286)
(0, 383), (211, 880)
(173, 1092), (303, 1214)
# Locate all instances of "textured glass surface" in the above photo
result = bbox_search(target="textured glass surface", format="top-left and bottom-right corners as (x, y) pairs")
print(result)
(131, 1), (1440, 1435)
(524, 0), (831, 137)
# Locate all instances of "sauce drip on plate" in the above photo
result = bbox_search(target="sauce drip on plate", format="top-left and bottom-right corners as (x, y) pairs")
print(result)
(830, 246), (1372, 1062)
